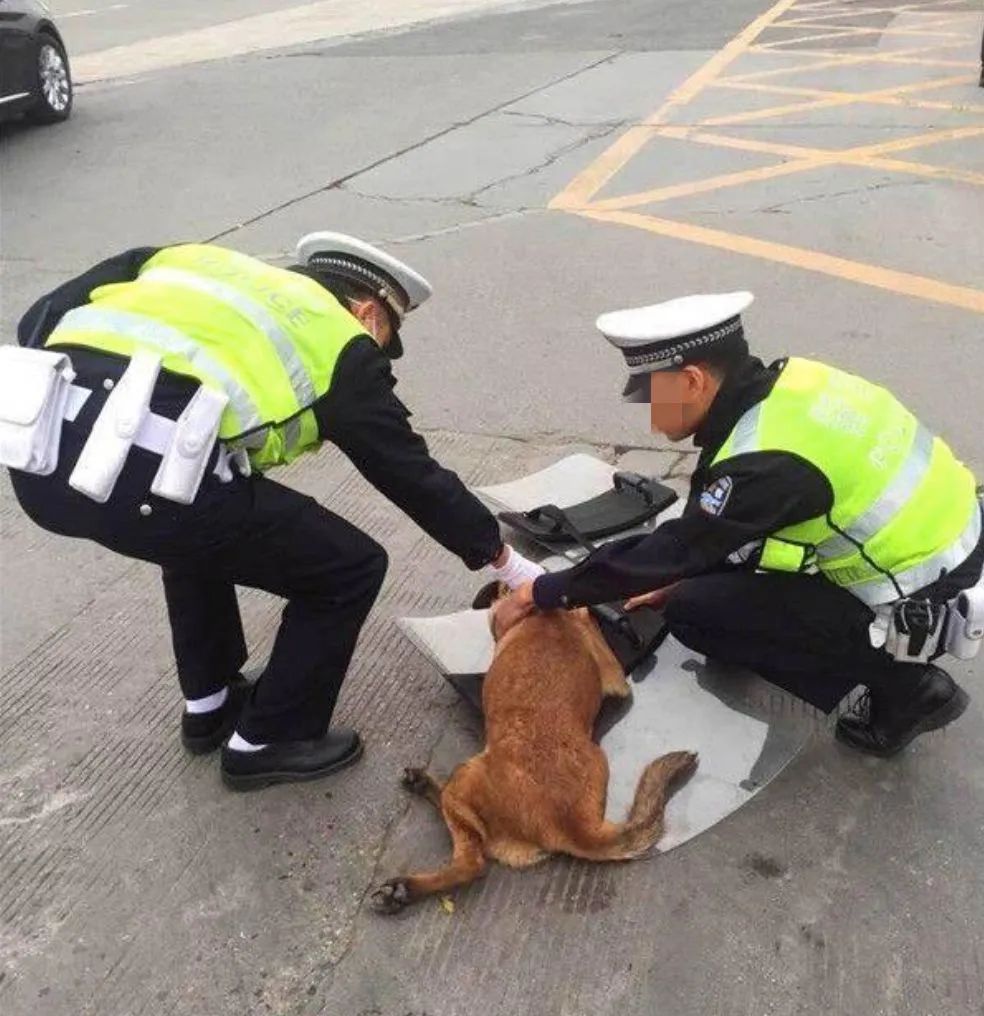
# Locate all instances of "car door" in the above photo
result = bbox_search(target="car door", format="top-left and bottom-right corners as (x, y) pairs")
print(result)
(0, 1), (36, 111)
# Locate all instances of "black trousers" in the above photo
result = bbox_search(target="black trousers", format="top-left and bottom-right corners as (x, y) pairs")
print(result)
(666, 571), (934, 713)
(158, 484), (387, 742)
(12, 358), (387, 742)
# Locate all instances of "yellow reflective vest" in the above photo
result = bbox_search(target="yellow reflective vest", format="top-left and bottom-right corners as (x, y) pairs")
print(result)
(45, 243), (365, 470)
(712, 358), (980, 605)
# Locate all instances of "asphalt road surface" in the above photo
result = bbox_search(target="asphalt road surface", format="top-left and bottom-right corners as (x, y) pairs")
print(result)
(2, 2), (983, 1014)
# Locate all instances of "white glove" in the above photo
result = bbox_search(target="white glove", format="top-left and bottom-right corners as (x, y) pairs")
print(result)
(488, 545), (545, 590)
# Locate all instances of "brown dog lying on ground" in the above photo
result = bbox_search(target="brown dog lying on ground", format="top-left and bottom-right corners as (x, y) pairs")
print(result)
(371, 584), (698, 914)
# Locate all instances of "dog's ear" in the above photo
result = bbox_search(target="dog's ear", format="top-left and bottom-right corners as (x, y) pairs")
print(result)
(472, 581), (507, 610)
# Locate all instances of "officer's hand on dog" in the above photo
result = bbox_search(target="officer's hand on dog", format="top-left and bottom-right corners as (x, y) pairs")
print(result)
(624, 583), (680, 612)
(492, 582), (536, 638)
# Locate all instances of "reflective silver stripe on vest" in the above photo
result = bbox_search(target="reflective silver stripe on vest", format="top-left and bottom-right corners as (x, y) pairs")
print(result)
(283, 416), (302, 451)
(140, 266), (318, 409)
(847, 506), (983, 606)
(817, 424), (935, 560)
(727, 403), (761, 457)
(54, 306), (264, 434)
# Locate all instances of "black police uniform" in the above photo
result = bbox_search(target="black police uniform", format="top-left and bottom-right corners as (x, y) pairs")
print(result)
(11, 249), (502, 742)
(533, 356), (984, 712)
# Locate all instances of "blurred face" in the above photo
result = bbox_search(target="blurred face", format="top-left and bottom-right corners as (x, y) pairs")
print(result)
(349, 295), (394, 350)
(648, 365), (722, 442)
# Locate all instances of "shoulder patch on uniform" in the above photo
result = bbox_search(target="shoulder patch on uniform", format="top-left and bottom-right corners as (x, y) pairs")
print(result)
(700, 476), (733, 516)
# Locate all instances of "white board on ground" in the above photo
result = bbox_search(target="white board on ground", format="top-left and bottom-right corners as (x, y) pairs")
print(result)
(399, 611), (817, 852)
(401, 453), (818, 852)
(476, 453), (618, 513)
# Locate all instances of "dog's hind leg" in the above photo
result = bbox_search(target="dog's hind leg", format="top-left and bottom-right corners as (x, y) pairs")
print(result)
(371, 802), (488, 914)
(401, 767), (444, 808)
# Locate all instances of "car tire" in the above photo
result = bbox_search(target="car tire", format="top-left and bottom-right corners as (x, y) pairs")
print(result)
(28, 32), (73, 124)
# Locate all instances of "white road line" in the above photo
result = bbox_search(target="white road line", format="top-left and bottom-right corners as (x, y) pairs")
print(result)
(60, 4), (129, 19)
(71, 0), (585, 84)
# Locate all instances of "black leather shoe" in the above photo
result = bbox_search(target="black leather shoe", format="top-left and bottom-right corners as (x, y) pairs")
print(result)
(835, 666), (969, 758)
(181, 675), (252, 755)
(220, 728), (363, 791)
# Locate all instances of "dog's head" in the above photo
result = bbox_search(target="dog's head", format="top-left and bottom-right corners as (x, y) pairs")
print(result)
(471, 580), (508, 611)
(471, 581), (514, 642)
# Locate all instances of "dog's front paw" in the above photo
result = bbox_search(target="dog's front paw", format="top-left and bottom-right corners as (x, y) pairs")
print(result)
(371, 879), (410, 915)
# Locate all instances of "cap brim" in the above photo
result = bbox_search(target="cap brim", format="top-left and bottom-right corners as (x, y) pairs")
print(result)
(296, 232), (433, 310)
(622, 372), (651, 403)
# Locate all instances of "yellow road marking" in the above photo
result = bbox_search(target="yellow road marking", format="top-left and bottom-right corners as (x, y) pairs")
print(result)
(777, 3), (974, 26)
(856, 156), (984, 187)
(873, 55), (980, 69)
(589, 124), (984, 211)
(548, 0), (984, 314)
(768, 23), (867, 35)
(744, 48), (978, 71)
(698, 93), (867, 126)
(754, 25), (966, 50)
(713, 76), (984, 115)
(655, 125), (835, 154)
(776, 10), (977, 29)
(650, 126), (984, 188)
(576, 208), (984, 314)
(656, 124), (984, 163)
(728, 42), (971, 82)
(814, 123), (984, 158)
(588, 160), (821, 210)
(548, 0), (801, 210)
(697, 73), (975, 126)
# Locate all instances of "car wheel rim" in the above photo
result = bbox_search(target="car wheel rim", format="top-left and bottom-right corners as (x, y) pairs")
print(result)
(39, 44), (70, 112)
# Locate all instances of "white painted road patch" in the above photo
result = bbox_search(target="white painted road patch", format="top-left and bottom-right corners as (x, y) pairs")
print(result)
(60, 4), (129, 18)
(72, 0), (587, 83)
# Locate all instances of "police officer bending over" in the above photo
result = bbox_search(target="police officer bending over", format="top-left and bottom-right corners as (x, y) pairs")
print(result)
(6, 234), (541, 789)
(497, 293), (982, 757)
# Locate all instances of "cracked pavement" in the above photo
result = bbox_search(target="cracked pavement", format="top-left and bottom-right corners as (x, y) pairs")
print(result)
(2, 1), (984, 1014)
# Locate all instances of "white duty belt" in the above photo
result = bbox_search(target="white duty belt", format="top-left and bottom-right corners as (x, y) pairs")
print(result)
(0, 345), (249, 505)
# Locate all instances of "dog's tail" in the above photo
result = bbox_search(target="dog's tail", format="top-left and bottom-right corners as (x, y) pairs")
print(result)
(620, 750), (698, 857)
(571, 750), (698, 861)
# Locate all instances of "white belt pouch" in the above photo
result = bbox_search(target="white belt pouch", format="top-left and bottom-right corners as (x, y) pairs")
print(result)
(0, 346), (79, 476)
(69, 350), (162, 503)
(150, 385), (229, 504)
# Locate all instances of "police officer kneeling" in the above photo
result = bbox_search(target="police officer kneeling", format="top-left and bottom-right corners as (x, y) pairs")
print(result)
(3, 235), (540, 789)
(497, 292), (983, 757)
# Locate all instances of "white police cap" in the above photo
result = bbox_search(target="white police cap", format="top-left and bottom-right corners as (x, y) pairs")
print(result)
(597, 291), (754, 402)
(295, 231), (433, 320)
